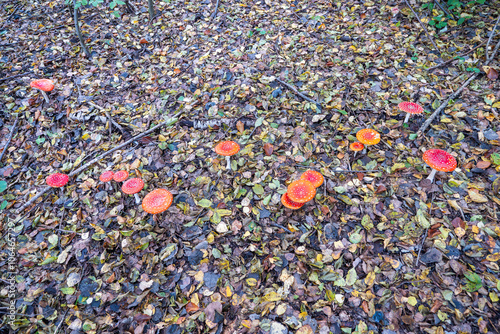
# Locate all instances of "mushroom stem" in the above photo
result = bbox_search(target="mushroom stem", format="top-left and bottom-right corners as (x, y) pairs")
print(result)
(404, 113), (410, 124)
(40, 90), (50, 104)
(134, 193), (141, 204)
(426, 169), (437, 183)
(225, 156), (231, 170)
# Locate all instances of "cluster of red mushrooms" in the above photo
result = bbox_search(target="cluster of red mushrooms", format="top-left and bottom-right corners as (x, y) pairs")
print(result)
(41, 95), (458, 214)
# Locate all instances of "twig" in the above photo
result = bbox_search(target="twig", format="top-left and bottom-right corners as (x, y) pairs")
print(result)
(270, 222), (293, 233)
(404, 0), (440, 55)
(275, 78), (320, 106)
(6, 5), (22, 20)
(53, 308), (68, 334)
(0, 115), (19, 164)
(486, 14), (500, 61)
(87, 101), (124, 134)
(211, 0), (220, 21)
(433, 0), (456, 20)
(0, 72), (30, 83)
(428, 42), (485, 71)
(418, 38), (500, 135)
(415, 228), (428, 266)
(330, 169), (382, 173)
(16, 111), (183, 213)
(73, 0), (91, 58)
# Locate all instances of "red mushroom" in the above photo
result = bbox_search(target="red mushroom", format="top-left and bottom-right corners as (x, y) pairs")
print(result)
(99, 170), (114, 191)
(422, 149), (457, 183)
(399, 102), (424, 124)
(214, 141), (240, 170)
(113, 170), (129, 182)
(46, 173), (69, 188)
(281, 193), (304, 210)
(356, 129), (381, 146)
(287, 180), (316, 203)
(349, 142), (364, 152)
(122, 178), (144, 204)
(300, 170), (324, 188)
(30, 79), (54, 104)
(142, 189), (173, 214)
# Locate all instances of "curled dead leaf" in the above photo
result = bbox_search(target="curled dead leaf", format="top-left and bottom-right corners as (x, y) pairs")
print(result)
(263, 143), (274, 156)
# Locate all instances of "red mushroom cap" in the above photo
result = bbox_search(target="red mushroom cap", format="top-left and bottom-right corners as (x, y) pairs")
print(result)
(142, 189), (173, 214)
(122, 178), (144, 195)
(99, 171), (114, 182)
(356, 129), (381, 146)
(422, 149), (457, 172)
(214, 141), (240, 156)
(399, 102), (423, 114)
(300, 170), (324, 188)
(113, 170), (129, 182)
(281, 193), (305, 210)
(46, 173), (69, 188)
(30, 79), (54, 92)
(287, 179), (316, 203)
(350, 142), (364, 152)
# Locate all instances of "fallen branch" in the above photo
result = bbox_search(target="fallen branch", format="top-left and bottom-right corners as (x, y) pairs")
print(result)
(0, 115), (19, 165)
(16, 111), (184, 213)
(404, 0), (440, 55)
(418, 38), (500, 135)
(211, 0), (220, 21)
(73, 0), (91, 58)
(428, 42), (485, 71)
(275, 78), (321, 107)
(486, 14), (500, 61)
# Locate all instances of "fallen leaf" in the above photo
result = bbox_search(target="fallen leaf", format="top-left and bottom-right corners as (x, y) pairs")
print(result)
(263, 143), (274, 156)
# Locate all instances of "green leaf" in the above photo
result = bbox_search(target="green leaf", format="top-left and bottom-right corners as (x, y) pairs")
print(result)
(345, 268), (358, 286)
(253, 184), (264, 195)
(0, 200), (7, 210)
(349, 232), (362, 244)
(60, 287), (75, 295)
(212, 248), (221, 259)
(255, 117), (264, 127)
(198, 199), (212, 208)
(0, 181), (7, 193)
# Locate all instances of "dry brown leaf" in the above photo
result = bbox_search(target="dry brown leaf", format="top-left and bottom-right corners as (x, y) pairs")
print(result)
(236, 120), (244, 133)
(263, 143), (274, 156)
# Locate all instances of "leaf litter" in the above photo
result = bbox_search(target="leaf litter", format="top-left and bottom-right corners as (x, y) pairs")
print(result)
(1, 0), (500, 333)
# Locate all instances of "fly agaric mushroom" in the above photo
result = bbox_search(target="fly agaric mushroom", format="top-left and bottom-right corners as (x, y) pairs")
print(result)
(281, 193), (304, 210)
(99, 170), (114, 191)
(122, 178), (144, 204)
(422, 149), (457, 183)
(46, 173), (69, 187)
(113, 170), (129, 182)
(142, 189), (173, 214)
(30, 79), (54, 104)
(356, 129), (381, 146)
(287, 179), (316, 203)
(350, 142), (364, 152)
(214, 141), (240, 170)
(300, 170), (324, 188)
(399, 102), (424, 124)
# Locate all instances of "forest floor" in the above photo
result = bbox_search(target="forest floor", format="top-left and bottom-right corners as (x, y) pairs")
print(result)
(1, 0), (500, 333)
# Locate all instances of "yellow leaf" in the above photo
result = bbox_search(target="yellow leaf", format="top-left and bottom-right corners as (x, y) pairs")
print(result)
(468, 189), (488, 203)
(263, 291), (282, 302)
(487, 253), (500, 262)
(407, 296), (417, 306)
(158, 134), (167, 142)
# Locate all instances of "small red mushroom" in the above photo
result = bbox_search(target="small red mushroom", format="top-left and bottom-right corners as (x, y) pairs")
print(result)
(422, 149), (457, 183)
(349, 142), (364, 152)
(300, 170), (324, 188)
(281, 193), (304, 210)
(99, 170), (114, 191)
(122, 178), (144, 204)
(356, 129), (381, 146)
(214, 141), (240, 170)
(287, 179), (316, 203)
(399, 102), (424, 124)
(113, 170), (129, 182)
(142, 189), (173, 214)
(30, 79), (54, 104)
(46, 173), (69, 188)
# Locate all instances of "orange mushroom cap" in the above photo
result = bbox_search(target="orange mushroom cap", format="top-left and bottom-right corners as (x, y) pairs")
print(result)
(99, 171), (114, 182)
(422, 149), (457, 172)
(287, 179), (316, 203)
(46, 173), (69, 187)
(281, 193), (305, 210)
(30, 79), (54, 92)
(214, 141), (240, 156)
(142, 189), (173, 214)
(121, 178), (144, 194)
(356, 129), (381, 146)
(300, 170), (324, 188)
(113, 170), (129, 182)
(350, 142), (364, 152)
(399, 102), (423, 114)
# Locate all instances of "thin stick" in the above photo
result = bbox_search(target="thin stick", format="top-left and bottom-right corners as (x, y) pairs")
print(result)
(418, 38), (500, 135)
(404, 0), (440, 55)
(0, 115), (18, 164)
(275, 78), (320, 106)
(87, 101), (124, 134)
(486, 14), (500, 61)
(73, 0), (91, 58)
(211, 0), (220, 21)
(16, 111), (183, 213)
(0, 72), (30, 83)
(415, 228), (428, 266)
(427, 42), (485, 71)
(53, 308), (69, 334)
